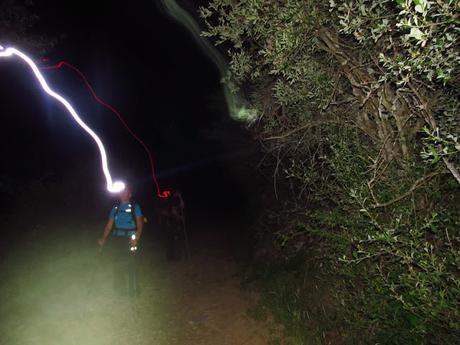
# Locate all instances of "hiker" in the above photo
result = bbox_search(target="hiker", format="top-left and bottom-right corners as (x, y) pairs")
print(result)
(162, 190), (185, 260)
(97, 186), (144, 296)
(170, 190), (184, 227)
(158, 203), (175, 260)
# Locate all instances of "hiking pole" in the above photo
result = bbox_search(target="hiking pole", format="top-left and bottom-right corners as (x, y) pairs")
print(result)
(128, 234), (139, 297)
(130, 233), (138, 252)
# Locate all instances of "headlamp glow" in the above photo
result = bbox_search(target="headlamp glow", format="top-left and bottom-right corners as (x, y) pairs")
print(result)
(0, 45), (125, 193)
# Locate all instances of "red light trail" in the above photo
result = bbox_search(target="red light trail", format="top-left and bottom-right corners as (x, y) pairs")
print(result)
(41, 61), (170, 198)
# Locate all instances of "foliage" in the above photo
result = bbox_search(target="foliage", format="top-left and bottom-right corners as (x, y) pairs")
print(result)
(328, 129), (460, 343)
(333, 0), (459, 85)
(244, 257), (342, 345)
(201, 0), (460, 343)
(201, 0), (334, 118)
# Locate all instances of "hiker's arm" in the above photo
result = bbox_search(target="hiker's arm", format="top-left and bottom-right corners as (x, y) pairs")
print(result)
(98, 218), (114, 246)
(134, 216), (144, 243)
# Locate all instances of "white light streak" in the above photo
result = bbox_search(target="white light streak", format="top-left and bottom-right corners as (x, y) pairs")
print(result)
(0, 45), (125, 193)
(159, 0), (257, 122)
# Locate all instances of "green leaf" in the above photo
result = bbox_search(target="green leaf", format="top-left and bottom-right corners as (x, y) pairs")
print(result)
(415, 4), (424, 13)
(408, 27), (424, 41)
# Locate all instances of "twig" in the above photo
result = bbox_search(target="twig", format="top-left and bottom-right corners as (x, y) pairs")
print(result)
(265, 120), (342, 141)
(372, 171), (439, 208)
(273, 149), (281, 200)
(360, 84), (379, 109)
(442, 157), (460, 185)
(322, 73), (342, 111)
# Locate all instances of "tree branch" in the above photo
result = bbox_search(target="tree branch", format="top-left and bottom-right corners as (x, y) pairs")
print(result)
(264, 120), (343, 141)
(371, 171), (439, 208)
(442, 157), (460, 185)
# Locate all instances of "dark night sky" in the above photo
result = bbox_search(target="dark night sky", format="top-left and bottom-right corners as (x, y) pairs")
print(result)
(0, 0), (257, 224)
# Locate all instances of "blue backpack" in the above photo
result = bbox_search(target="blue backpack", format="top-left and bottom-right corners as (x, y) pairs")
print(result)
(113, 201), (146, 226)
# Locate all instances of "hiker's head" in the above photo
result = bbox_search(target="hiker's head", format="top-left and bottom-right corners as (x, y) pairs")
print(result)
(118, 185), (132, 203)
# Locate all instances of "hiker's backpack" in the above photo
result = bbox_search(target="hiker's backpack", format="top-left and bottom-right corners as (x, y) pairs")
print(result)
(113, 202), (147, 228)
(113, 202), (138, 228)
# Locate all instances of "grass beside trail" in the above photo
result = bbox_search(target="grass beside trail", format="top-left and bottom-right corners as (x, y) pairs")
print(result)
(244, 256), (343, 345)
(0, 220), (176, 345)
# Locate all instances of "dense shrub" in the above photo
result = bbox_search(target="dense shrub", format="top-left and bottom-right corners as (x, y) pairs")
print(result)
(201, 0), (460, 343)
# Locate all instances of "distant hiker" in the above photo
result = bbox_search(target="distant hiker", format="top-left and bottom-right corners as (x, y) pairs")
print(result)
(162, 190), (186, 260)
(97, 186), (144, 297)
(160, 199), (178, 261)
(171, 190), (185, 224)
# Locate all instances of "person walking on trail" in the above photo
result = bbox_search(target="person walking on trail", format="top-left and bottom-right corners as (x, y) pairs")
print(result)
(171, 190), (185, 224)
(173, 190), (191, 259)
(160, 190), (186, 261)
(158, 203), (175, 261)
(97, 186), (144, 297)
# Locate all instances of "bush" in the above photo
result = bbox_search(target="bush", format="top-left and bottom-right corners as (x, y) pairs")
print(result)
(201, 0), (460, 343)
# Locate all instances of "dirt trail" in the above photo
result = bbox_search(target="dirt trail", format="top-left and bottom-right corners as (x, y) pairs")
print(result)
(161, 232), (269, 345)
(0, 222), (271, 345)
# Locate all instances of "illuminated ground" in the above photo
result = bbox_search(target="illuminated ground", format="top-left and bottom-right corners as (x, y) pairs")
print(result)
(0, 219), (270, 345)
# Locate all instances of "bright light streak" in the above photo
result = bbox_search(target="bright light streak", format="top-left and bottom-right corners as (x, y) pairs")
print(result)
(42, 61), (171, 198)
(0, 45), (125, 193)
(158, 0), (257, 122)
(131, 234), (136, 240)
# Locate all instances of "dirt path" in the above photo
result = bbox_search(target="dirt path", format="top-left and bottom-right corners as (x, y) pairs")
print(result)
(0, 223), (271, 345)
(160, 233), (269, 345)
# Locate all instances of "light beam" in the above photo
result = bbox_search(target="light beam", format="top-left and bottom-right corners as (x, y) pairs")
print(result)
(0, 45), (125, 193)
(157, 0), (257, 122)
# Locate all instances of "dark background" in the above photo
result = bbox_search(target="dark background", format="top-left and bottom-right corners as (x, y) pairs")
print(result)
(0, 0), (260, 231)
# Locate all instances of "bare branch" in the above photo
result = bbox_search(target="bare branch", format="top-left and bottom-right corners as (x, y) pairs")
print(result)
(264, 120), (343, 141)
(371, 171), (439, 208)
(442, 157), (460, 185)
